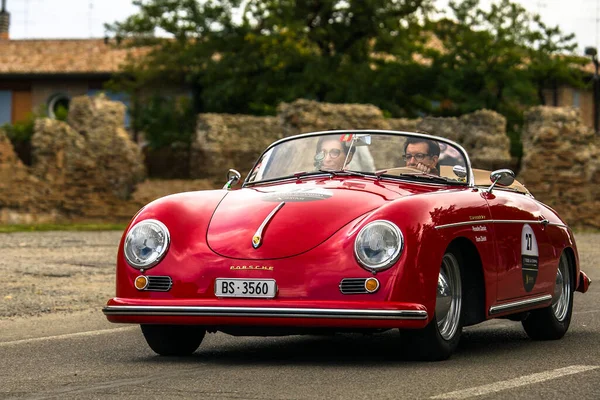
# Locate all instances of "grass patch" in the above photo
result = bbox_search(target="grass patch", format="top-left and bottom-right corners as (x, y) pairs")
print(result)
(0, 223), (127, 233)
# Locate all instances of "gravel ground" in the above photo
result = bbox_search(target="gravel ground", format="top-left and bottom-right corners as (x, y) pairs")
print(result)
(0, 231), (122, 318)
(0, 231), (598, 320)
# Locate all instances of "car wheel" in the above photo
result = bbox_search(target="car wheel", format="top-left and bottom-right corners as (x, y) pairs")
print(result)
(141, 325), (206, 356)
(522, 252), (573, 340)
(400, 248), (464, 361)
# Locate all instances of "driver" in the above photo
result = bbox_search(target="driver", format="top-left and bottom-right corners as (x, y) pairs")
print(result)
(402, 138), (440, 175)
(314, 135), (355, 171)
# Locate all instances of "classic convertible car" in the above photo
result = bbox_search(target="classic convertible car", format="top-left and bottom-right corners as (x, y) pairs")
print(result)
(103, 130), (590, 360)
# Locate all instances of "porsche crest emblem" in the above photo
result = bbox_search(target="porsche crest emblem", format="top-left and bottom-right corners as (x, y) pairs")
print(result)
(251, 201), (285, 250)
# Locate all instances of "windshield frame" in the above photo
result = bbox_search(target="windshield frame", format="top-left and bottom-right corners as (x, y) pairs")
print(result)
(242, 130), (474, 188)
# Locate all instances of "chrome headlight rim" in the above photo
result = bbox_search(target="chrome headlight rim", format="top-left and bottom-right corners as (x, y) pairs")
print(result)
(124, 219), (171, 270)
(354, 220), (403, 272)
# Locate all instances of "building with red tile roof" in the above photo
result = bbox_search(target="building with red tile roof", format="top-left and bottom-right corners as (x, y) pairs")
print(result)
(0, 36), (148, 125)
(0, 0), (598, 132)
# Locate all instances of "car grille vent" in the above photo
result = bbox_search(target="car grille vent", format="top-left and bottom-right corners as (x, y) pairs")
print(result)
(145, 276), (173, 292)
(339, 278), (369, 294)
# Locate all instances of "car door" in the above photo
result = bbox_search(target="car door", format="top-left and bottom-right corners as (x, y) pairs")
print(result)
(483, 189), (554, 301)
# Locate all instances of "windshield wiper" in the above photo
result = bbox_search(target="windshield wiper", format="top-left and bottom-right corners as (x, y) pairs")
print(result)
(244, 170), (331, 186)
(287, 170), (335, 180)
(248, 169), (377, 185)
(317, 169), (374, 178)
(379, 172), (451, 184)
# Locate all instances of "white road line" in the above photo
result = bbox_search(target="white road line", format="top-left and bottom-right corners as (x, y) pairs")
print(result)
(430, 365), (599, 399)
(574, 309), (600, 315)
(0, 326), (136, 347)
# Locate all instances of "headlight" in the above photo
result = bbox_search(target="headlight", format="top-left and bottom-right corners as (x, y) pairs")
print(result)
(354, 220), (403, 271)
(124, 219), (170, 269)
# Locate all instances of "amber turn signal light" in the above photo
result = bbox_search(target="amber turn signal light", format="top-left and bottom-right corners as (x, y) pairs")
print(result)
(134, 275), (149, 290)
(364, 277), (380, 293)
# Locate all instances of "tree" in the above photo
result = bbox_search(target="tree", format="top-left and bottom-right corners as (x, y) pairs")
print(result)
(426, 0), (585, 154)
(106, 0), (586, 155)
(525, 16), (586, 106)
(106, 0), (434, 117)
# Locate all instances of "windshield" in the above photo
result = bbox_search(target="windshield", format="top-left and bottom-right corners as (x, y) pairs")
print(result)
(245, 131), (471, 185)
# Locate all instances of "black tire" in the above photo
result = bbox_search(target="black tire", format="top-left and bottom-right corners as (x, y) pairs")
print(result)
(522, 252), (573, 340)
(400, 248), (465, 361)
(141, 325), (206, 356)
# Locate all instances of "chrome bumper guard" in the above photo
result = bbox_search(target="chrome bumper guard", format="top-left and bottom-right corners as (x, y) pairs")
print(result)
(102, 305), (428, 320)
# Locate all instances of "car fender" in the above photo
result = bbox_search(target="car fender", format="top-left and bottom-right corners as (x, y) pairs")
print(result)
(361, 189), (494, 321)
(115, 189), (228, 298)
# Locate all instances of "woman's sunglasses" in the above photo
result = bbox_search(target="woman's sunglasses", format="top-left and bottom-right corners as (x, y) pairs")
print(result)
(316, 149), (342, 159)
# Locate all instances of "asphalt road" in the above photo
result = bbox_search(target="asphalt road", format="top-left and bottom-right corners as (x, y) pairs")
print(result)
(1, 232), (599, 400)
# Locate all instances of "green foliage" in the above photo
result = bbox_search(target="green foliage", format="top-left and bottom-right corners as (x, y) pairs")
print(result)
(53, 104), (69, 122)
(135, 95), (196, 149)
(2, 117), (35, 143)
(106, 0), (587, 158)
(105, 0), (435, 116)
(1, 106), (47, 143)
(1, 104), (64, 144)
(426, 0), (584, 156)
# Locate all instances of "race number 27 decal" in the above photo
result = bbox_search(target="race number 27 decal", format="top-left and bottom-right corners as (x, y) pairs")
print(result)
(521, 224), (539, 292)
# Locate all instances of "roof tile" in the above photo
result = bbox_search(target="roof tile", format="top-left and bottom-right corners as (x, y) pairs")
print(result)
(0, 39), (148, 74)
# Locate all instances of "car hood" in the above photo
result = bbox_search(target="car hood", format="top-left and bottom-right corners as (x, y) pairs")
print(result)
(206, 179), (405, 259)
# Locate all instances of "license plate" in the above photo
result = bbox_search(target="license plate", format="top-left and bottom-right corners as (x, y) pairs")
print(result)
(215, 278), (277, 298)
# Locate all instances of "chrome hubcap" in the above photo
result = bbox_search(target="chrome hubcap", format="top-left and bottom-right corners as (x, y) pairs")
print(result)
(436, 273), (452, 318)
(552, 253), (571, 322)
(437, 253), (462, 341)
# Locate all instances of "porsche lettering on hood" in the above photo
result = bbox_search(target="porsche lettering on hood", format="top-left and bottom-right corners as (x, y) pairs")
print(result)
(230, 265), (274, 271)
(206, 183), (390, 259)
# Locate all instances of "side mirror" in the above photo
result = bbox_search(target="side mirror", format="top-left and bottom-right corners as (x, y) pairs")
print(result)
(353, 134), (372, 146)
(223, 169), (241, 190)
(487, 169), (515, 193)
(452, 165), (467, 178)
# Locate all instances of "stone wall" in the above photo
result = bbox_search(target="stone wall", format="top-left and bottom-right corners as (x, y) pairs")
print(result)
(278, 99), (391, 136)
(387, 110), (511, 170)
(191, 114), (281, 179)
(0, 128), (57, 224)
(191, 99), (512, 180)
(0, 94), (146, 223)
(2, 96), (598, 229)
(520, 107), (600, 229)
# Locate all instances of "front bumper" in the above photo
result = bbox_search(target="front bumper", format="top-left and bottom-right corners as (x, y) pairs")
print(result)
(103, 298), (430, 329)
(577, 271), (591, 293)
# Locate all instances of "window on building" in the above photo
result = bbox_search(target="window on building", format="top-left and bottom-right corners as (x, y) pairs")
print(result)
(47, 93), (70, 120)
(572, 89), (580, 108)
(0, 90), (12, 125)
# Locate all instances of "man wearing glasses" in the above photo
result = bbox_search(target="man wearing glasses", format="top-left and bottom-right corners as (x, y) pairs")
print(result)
(402, 137), (440, 175)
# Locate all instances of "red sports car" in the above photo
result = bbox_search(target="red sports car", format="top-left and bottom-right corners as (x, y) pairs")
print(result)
(103, 130), (590, 360)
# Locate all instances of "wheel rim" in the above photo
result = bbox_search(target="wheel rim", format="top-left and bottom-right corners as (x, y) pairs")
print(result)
(436, 253), (462, 341)
(552, 253), (571, 322)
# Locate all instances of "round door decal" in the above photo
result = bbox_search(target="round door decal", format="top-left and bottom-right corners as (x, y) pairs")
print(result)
(521, 224), (539, 292)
